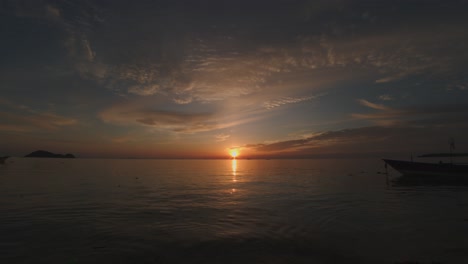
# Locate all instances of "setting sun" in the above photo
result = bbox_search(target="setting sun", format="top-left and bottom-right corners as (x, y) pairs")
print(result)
(229, 149), (239, 158)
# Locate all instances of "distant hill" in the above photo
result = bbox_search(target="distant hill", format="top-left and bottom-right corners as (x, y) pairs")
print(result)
(24, 150), (76, 158)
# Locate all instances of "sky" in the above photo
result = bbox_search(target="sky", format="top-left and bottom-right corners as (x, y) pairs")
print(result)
(1, 0), (468, 159)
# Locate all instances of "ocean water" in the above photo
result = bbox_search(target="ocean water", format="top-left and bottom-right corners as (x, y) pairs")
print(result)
(1, 158), (467, 264)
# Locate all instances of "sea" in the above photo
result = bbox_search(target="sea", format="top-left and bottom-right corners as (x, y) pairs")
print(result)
(1, 158), (467, 264)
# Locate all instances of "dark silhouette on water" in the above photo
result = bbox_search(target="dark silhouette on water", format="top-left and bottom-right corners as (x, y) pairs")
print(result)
(24, 150), (75, 158)
(384, 140), (468, 177)
(0, 156), (9, 164)
(384, 141), (468, 177)
(383, 158), (468, 177)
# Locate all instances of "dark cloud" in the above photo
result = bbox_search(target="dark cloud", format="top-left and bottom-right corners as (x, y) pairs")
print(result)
(243, 99), (468, 156)
(245, 123), (468, 158)
(353, 100), (468, 126)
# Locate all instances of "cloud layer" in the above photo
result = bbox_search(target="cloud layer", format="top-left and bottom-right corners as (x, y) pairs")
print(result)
(2, 0), (468, 157)
(0, 98), (77, 132)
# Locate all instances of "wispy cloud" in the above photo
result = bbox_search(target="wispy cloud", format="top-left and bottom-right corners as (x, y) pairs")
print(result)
(215, 133), (230, 142)
(352, 99), (468, 127)
(45, 4), (61, 18)
(263, 94), (322, 109)
(0, 98), (77, 132)
(242, 127), (389, 156)
(0, 111), (77, 132)
(243, 122), (468, 157)
(378, 94), (393, 101)
(111, 134), (138, 144)
(99, 101), (264, 134)
(0, 124), (31, 133)
(357, 99), (391, 111)
(100, 105), (212, 133)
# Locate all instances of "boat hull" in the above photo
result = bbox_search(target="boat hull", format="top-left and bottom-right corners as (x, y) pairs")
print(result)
(383, 159), (468, 177)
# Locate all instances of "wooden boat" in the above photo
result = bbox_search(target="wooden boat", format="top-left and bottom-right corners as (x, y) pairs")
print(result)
(383, 158), (468, 177)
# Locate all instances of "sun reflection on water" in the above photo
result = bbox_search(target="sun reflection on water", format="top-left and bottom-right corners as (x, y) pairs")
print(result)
(231, 159), (237, 181)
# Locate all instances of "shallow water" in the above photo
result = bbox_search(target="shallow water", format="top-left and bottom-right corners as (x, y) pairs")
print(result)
(1, 158), (467, 263)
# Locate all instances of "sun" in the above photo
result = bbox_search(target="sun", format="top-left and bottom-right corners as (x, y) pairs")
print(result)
(229, 148), (239, 158)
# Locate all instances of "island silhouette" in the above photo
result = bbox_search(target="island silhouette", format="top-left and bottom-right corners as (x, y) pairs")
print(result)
(24, 150), (76, 158)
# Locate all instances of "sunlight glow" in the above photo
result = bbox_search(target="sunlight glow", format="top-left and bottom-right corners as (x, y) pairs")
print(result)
(229, 148), (239, 158)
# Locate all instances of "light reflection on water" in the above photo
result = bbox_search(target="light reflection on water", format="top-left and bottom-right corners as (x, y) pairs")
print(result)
(232, 158), (237, 178)
(0, 158), (468, 263)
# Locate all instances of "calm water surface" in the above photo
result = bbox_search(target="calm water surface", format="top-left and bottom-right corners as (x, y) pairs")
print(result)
(1, 158), (467, 263)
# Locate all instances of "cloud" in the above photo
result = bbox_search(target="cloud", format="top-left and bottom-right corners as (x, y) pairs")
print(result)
(446, 82), (468, 91)
(0, 124), (31, 133)
(111, 134), (136, 144)
(215, 133), (230, 142)
(352, 100), (468, 127)
(100, 105), (212, 132)
(98, 101), (263, 134)
(357, 99), (391, 111)
(45, 4), (60, 18)
(33, 0), (464, 112)
(6, 1), (59, 20)
(128, 84), (161, 96)
(82, 38), (95, 62)
(242, 126), (392, 154)
(8, 0), (468, 102)
(83, 26), (461, 105)
(375, 76), (400, 84)
(0, 111), (77, 132)
(378, 94), (393, 101)
(0, 98), (78, 132)
(243, 123), (468, 158)
(263, 94), (322, 109)
(172, 96), (193, 105)
(240, 99), (468, 156)
(99, 103), (235, 134)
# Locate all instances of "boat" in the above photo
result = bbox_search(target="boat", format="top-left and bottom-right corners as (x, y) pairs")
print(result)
(383, 158), (468, 177)
(0, 156), (9, 164)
